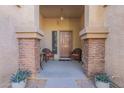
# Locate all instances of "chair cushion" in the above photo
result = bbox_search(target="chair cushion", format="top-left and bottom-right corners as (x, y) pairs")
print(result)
(72, 54), (79, 56)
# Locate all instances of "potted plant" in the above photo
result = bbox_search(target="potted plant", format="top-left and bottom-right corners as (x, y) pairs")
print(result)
(95, 73), (110, 88)
(10, 69), (31, 88)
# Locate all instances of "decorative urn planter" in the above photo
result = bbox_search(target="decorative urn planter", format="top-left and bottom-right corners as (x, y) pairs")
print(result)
(95, 80), (110, 88)
(95, 73), (110, 88)
(10, 69), (31, 88)
(11, 80), (27, 88)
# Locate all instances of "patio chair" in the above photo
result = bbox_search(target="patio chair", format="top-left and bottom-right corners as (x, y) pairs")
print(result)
(71, 48), (82, 62)
(42, 48), (54, 62)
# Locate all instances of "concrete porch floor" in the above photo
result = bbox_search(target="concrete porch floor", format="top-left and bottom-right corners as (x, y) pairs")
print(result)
(27, 60), (95, 88)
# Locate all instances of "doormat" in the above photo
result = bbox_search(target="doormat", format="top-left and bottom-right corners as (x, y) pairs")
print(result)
(59, 59), (71, 61)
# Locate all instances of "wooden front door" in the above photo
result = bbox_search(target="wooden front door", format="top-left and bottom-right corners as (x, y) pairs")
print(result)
(60, 31), (72, 58)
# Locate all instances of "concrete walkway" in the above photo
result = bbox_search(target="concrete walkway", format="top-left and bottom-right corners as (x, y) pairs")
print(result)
(35, 60), (94, 88)
(38, 60), (85, 79)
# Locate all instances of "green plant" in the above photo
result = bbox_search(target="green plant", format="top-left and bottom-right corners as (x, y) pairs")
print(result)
(95, 73), (110, 83)
(10, 69), (31, 83)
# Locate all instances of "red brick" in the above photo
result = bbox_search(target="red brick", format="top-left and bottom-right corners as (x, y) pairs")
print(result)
(82, 38), (105, 77)
(17, 38), (40, 77)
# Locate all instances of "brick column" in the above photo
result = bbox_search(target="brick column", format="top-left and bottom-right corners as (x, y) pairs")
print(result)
(16, 32), (43, 78)
(80, 31), (108, 77)
(80, 5), (108, 77)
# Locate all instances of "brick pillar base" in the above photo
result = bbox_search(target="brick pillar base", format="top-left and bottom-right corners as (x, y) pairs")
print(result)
(82, 38), (105, 77)
(16, 32), (43, 78)
(80, 31), (108, 77)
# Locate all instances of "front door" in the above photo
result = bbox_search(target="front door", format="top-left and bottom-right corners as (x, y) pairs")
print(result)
(60, 31), (72, 58)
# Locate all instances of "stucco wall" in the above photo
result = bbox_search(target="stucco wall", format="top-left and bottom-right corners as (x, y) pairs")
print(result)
(80, 10), (84, 29)
(105, 5), (124, 87)
(0, 5), (39, 32)
(40, 18), (82, 59)
(40, 15), (45, 31)
(0, 15), (18, 87)
(0, 5), (39, 87)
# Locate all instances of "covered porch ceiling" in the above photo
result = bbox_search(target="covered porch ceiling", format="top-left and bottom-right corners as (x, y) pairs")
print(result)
(40, 5), (84, 18)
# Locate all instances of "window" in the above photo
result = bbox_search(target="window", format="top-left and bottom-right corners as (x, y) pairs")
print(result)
(52, 31), (57, 54)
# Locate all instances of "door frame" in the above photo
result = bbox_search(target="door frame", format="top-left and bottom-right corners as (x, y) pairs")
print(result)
(59, 30), (73, 58)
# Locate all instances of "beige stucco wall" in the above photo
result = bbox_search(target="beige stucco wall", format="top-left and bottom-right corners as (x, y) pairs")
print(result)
(40, 15), (45, 32)
(40, 18), (82, 59)
(0, 5), (40, 32)
(0, 5), (39, 87)
(84, 6), (106, 31)
(105, 5), (124, 87)
(80, 13), (84, 30)
(88, 6), (105, 28)
(0, 15), (18, 87)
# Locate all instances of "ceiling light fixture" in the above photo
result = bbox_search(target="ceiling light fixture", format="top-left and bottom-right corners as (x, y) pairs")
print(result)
(60, 8), (64, 21)
(60, 16), (64, 21)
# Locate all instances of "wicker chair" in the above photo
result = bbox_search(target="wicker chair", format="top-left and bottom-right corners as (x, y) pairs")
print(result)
(71, 48), (82, 62)
(42, 48), (54, 62)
